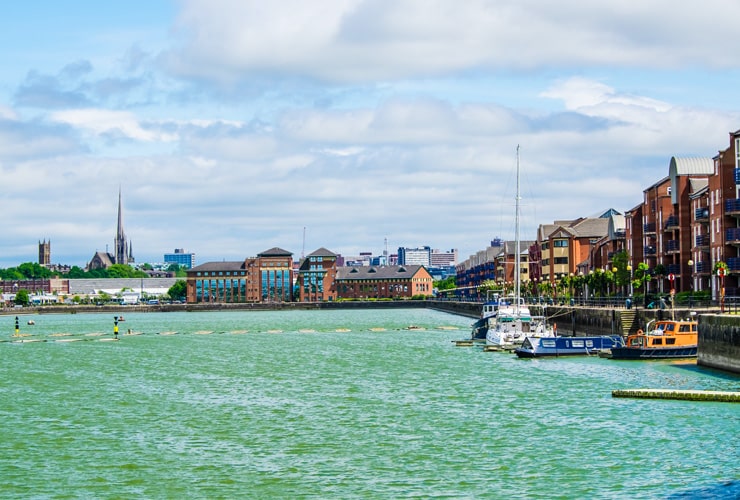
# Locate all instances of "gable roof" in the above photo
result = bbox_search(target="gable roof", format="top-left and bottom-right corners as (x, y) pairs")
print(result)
(189, 261), (246, 272)
(258, 247), (293, 257)
(307, 247), (337, 258)
(336, 265), (429, 281)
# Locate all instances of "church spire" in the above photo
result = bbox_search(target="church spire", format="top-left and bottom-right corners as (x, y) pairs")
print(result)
(114, 187), (129, 265)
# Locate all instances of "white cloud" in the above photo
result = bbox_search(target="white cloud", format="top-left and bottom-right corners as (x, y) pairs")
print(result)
(166, 0), (740, 84)
(50, 109), (178, 142)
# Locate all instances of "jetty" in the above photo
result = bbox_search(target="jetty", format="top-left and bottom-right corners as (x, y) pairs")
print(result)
(612, 389), (740, 403)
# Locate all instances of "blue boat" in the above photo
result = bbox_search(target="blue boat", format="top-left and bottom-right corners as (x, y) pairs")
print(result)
(515, 335), (624, 358)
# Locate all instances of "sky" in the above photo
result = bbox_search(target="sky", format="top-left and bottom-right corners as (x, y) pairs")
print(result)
(1, 0), (740, 269)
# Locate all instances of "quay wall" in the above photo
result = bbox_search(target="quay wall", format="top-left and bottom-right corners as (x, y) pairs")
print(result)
(697, 315), (740, 374)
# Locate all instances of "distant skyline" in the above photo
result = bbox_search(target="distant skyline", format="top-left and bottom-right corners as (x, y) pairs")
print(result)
(2, 1), (740, 268)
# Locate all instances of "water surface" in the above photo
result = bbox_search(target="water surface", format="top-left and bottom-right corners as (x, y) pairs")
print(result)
(1, 309), (738, 498)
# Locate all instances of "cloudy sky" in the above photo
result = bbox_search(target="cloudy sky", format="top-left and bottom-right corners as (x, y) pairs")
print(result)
(1, 0), (739, 268)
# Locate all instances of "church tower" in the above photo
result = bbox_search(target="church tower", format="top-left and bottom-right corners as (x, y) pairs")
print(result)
(38, 239), (51, 266)
(114, 188), (133, 265)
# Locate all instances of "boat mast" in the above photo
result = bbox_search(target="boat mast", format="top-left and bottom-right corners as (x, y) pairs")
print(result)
(515, 145), (521, 314)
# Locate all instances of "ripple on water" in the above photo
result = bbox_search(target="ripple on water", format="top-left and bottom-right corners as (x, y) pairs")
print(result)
(1, 308), (738, 498)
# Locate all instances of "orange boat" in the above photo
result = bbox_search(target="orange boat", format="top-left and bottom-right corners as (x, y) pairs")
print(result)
(609, 318), (698, 359)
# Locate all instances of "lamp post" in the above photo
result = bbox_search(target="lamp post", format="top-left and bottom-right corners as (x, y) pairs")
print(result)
(719, 267), (726, 313)
(687, 259), (693, 308)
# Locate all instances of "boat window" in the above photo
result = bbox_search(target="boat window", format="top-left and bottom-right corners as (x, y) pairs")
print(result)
(586, 340), (594, 347)
(542, 340), (556, 347)
(572, 340), (584, 347)
(653, 338), (663, 345)
(663, 323), (675, 332)
(679, 325), (691, 332)
(630, 338), (641, 346)
(665, 338), (676, 345)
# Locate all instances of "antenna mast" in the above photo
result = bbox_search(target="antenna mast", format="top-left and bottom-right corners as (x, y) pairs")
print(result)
(302, 227), (306, 258)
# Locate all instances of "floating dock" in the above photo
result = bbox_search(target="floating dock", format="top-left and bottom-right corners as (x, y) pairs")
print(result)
(453, 340), (474, 347)
(612, 389), (740, 403)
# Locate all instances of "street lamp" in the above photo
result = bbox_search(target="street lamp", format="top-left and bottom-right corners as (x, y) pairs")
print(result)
(687, 259), (694, 308)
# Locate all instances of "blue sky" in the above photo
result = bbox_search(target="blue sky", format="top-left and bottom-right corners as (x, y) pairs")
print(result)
(1, 0), (740, 268)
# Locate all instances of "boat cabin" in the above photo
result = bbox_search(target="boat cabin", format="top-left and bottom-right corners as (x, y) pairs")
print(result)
(625, 320), (698, 348)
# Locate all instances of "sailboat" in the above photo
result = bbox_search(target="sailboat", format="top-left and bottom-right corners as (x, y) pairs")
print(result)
(486, 146), (553, 348)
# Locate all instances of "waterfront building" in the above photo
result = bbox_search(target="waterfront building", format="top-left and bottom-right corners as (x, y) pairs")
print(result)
(185, 247), (293, 304)
(335, 265), (433, 300)
(495, 240), (535, 286)
(626, 157), (712, 295)
(454, 239), (504, 299)
(164, 248), (195, 269)
(535, 212), (612, 283)
(709, 129), (740, 297)
(296, 247), (338, 302)
(588, 210), (627, 272)
(0, 278), (69, 296)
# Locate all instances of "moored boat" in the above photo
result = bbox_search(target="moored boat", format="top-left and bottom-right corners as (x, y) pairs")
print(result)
(485, 146), (554, 348)
(608, 318), (698, 360)
(515, 334), (624, 358)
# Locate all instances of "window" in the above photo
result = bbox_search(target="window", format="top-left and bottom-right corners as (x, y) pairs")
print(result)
(553, 240), (568, 248)
(554, 257), (568, 265)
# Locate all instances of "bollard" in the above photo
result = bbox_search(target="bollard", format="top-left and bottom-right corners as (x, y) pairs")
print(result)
(15, 316), (19, 336)
(114, 316), (119, 340)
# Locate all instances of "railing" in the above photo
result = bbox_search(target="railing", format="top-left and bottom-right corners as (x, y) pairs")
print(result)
(725, 199), (740, 213)
(665, 240), (680, 252)
(695, 234), (710, 247)
(727, 258), (740, 271)
(735, 168), (740, 184)
(667, 264), (681, 275)
(694, 207), (709, 220)
(726, 227), (740, 242)
(644, 245), (657, 255)
(664, 215), (679, 230)
(695, 261), (712, 273)
(643, 222), (656, 233)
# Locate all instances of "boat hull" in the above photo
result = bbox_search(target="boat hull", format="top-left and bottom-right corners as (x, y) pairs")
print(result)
(515, 335), (623, 358)
(470, 317), (489, 340)
(609, 345), (697, 360)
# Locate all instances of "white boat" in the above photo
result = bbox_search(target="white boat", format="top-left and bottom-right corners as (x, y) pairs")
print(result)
(486, 146), (553, 348)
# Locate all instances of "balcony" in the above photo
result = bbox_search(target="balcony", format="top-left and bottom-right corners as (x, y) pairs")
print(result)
(725, 199), (740, 216)
(643, 222), (656, 234)
(727, 228), (740, 244)
(667, 264), (681, 275)
(664, 215), (679, 231)
(695, 261), (712, 274)
(694, 234), (710, 248)
(644, 245), (657, 255)
(665, 240), (680, 254)
(694, 207), (709, 222)
(728, 258), (740, 272)
(735, 168), (740, 184)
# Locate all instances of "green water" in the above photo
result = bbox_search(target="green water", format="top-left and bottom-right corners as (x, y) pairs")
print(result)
(1, 309), (738, 499)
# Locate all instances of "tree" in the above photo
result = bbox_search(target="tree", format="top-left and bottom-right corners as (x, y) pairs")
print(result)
(168, 280), (187, 301)
(633, 262), (652, 306)
(434, 276), (456, 291)
(14, 289), (30, 306)
(477, 279), (500, 298)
